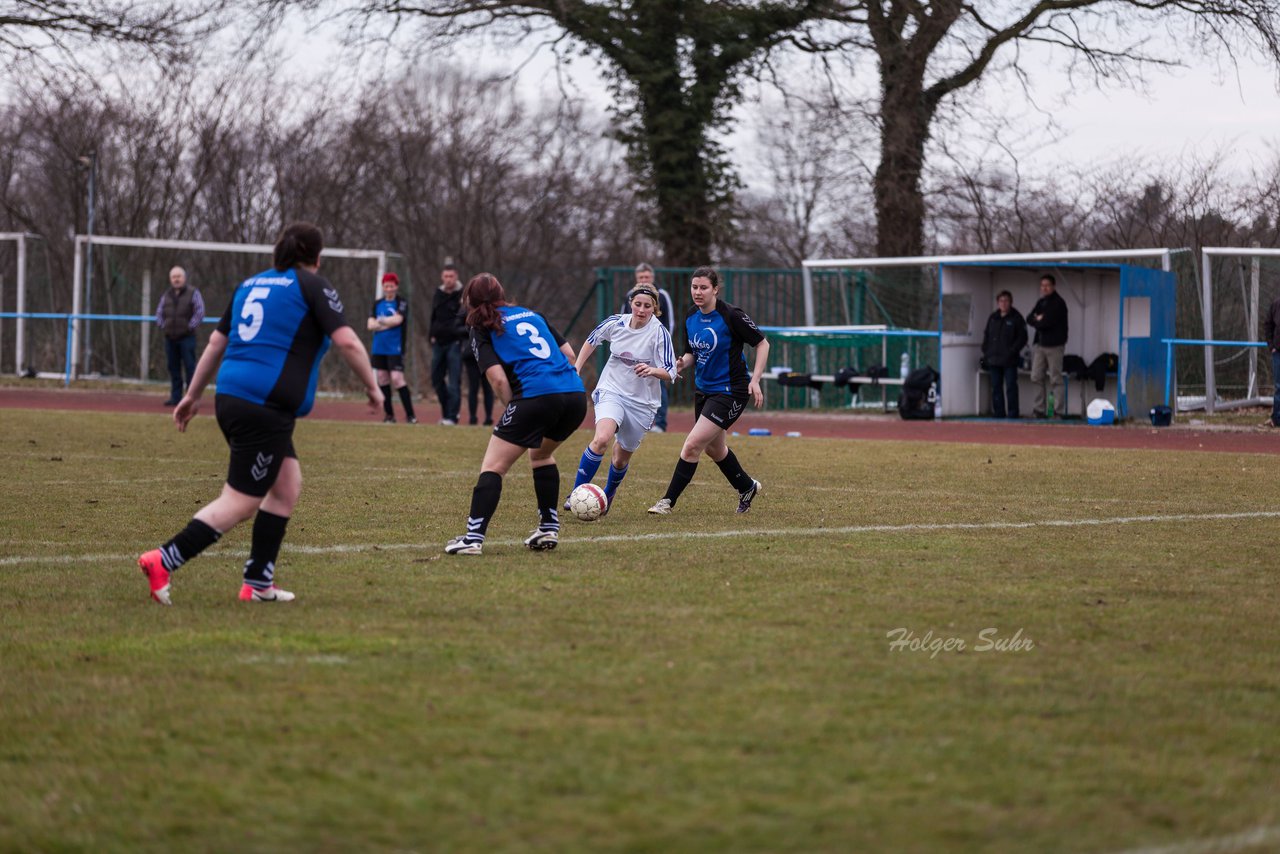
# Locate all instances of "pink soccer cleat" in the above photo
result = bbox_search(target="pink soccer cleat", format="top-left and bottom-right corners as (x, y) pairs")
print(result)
(138, 549), (172, 606)
(238, 584), (296, 603)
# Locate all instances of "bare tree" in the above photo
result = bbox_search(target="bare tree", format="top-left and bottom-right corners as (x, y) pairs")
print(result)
(849, 1), (1280, 258)
(317, 0), (847, 265)
(0, 1), (236, 66)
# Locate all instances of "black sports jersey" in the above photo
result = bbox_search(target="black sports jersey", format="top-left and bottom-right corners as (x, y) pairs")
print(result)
(682, 299), (765, 395)
(215, 267), (348, 416)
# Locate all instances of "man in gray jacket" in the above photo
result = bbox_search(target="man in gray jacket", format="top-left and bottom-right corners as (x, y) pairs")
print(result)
(155, 266), (205, 405)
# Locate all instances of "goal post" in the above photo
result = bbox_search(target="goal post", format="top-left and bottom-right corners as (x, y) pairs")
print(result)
(65, 234), (400, 385)
(0, 233), (37, 376)
(1198, 247), (1280, 413)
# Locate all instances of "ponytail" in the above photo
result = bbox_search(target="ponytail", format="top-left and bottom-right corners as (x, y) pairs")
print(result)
(464, 273), (508, 334)
(273, 222), (324, 271)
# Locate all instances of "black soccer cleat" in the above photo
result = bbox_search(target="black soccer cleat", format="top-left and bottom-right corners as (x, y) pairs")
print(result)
(736, 480), (761, 514)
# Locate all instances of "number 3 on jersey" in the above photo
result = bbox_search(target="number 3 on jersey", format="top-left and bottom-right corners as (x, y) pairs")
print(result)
(516, 321), (551, 359)
(238, 287), (272, 341)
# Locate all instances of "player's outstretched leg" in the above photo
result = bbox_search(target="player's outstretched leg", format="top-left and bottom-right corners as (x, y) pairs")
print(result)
(446, 471), (502, 555)
(649, 458), (696, 515)
(713, 449), (761, 513)
(239, 510), (295, 602)
(527, 463), (560, 550)
(603, 463), (628, 514)
(138, 518), (223, 605)
(567, 446), (604, 510)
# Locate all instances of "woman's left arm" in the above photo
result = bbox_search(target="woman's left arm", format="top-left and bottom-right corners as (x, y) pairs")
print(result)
(748, 337), (770, 408)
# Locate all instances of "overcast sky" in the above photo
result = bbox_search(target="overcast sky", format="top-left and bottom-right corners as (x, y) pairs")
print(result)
(487, 31), (1280, 188)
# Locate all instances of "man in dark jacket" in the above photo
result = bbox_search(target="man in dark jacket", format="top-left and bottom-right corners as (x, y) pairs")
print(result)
(154, 266), (205, 405)
(1027, 273), (1069, 418)
(981, 290), (1028, 418)
(429, 264), (467, 424)
(1264, 294), (1280, 426)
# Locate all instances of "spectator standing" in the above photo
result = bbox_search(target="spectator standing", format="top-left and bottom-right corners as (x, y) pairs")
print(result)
(429, 264), (466, 425)
(1027, 274), (1069, 418)
(155, 266), (205, 405)
(981, 290), (1028, 418)
(367, 272), (417, 423)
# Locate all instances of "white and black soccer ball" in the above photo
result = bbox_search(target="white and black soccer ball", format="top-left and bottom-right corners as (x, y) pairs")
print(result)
(568, 484), (608, 522)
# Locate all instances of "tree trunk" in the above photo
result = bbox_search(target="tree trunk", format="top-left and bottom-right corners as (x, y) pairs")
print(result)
(633, 76), (718, 267)
(874, 88), (932, 259)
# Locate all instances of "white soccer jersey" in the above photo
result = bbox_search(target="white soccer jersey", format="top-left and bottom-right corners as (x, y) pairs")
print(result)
(585, 313), (676, 409)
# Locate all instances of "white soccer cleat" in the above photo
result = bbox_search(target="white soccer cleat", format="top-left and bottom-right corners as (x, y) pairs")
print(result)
(445, 536), (483, 556)
(647, 498), (673, 516)
(239, 584), (295, 602)
(524, 529), (559, 551)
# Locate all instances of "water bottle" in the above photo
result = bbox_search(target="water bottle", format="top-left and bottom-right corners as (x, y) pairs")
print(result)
(899, 352), (910, 380)
(1047, 391), (1055, 419)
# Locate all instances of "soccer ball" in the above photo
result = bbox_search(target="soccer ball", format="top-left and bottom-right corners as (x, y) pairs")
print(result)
(568, 484), (608, 522)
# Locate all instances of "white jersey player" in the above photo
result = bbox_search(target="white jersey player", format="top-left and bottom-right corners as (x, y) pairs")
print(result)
(566, 284), (676, 515)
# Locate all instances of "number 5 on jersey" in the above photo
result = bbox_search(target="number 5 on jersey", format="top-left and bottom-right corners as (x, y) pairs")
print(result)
(239, 286), (272, 340)
(516, 321), (551, 359)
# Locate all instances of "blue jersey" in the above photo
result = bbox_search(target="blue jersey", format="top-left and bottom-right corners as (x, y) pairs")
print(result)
(215, 267), (348, 416)
(370, 296), (408, 356)
(684, 299), (765, 396)
(471, 305), (584, 399)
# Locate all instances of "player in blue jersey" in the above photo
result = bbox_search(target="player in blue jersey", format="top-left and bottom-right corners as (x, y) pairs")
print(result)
(445, 273), (587, 555)
(367, 271), (417, 423)
(648, 266), (770, 516)
(137, 222), (383, 605)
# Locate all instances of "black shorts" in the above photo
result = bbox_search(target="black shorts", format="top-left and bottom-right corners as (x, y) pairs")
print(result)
(493, 391), (588, 448)
(215, 395), (297, 497)
(370, 353), (405, 372)
(694, 391), (748, 430)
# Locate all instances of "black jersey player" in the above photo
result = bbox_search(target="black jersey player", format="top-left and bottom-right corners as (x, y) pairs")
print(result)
(648, 266), (770, 516)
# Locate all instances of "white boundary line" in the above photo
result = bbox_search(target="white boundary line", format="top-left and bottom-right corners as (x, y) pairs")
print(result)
(1110, 824), (1280, 854)
(4, 510), (1278, 567)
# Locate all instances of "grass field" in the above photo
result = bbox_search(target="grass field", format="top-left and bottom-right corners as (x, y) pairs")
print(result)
(2, 408), (1278, 852)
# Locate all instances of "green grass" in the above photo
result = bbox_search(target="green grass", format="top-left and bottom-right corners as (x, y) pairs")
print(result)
(2, 408), (1278, 852)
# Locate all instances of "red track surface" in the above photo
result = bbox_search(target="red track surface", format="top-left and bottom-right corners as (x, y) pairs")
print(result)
(4, 387), (1278, 454)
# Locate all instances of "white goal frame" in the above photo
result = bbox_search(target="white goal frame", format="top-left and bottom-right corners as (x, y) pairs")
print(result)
(0, 232), (36, 375)
(68, 234), (391, 381)
(1199, 247), (1280, 413)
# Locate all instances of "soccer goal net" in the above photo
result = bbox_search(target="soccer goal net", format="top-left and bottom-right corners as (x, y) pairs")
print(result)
(26, 235), (411, 392)
(1192, 247), (1280, 412)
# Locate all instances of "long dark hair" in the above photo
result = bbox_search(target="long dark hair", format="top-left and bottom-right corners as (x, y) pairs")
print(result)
(273, 222), (323, 271)
(464, 273), (509, 334)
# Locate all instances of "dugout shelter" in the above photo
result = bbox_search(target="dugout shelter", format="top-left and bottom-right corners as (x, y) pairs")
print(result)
(941, 261), (1175, 419)
(803, 250), (1180, 420)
